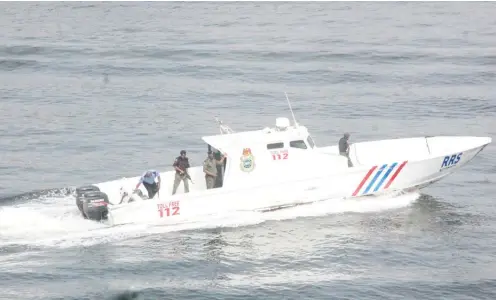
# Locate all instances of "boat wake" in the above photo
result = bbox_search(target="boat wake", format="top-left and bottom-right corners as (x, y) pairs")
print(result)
(0, 187), (421, 249)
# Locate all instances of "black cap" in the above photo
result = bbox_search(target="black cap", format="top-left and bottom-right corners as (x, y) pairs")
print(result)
(180, 150), (186, 155)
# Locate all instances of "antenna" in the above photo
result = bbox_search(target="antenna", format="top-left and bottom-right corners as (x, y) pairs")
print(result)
(284, 92), (298, 128)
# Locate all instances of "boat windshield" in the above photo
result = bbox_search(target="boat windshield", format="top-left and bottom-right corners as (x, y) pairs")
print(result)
(307, 136), (316, 148)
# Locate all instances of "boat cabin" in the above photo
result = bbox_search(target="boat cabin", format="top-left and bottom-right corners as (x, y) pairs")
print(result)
(101, 117), (349, 200)
(200, 117), (347, 191)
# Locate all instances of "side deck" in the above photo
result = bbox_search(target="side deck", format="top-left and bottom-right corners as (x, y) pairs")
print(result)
(318, 135), (492, 167)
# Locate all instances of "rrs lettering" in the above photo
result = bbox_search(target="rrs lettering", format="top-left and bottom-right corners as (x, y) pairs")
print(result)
(271, 150), (288, 161)
(440, 153), (463, 169)
(157, 201), (180, 218)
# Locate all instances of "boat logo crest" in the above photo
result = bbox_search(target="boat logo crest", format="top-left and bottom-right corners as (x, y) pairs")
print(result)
(240, 148), (255, 172)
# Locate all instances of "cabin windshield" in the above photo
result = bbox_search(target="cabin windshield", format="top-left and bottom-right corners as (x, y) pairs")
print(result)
(267, 142), (284, 149)
(307, 136), (315, 148)
(290, 140), (307, 149)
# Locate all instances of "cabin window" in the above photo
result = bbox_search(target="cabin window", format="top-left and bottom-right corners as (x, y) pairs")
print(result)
(307, 136), (315, 148)
(290, 140), (307, 149)
(267, 142), (284, 149)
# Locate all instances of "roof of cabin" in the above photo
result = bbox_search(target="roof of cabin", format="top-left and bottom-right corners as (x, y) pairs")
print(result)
(201, 125), (310, 153)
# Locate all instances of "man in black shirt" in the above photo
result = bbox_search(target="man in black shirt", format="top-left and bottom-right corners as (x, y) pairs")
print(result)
(338, 133), (353, 167)
(172, 150), (190, 195)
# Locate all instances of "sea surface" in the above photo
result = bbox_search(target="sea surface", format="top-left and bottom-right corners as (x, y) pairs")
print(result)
(1, 2), (495, 300)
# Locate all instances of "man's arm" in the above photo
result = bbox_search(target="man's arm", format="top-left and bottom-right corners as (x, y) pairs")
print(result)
(153, 171), (160, 182)
(215, 154), (227, 165)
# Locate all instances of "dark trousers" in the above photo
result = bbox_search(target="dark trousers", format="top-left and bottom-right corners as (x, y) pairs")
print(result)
(143, 182), (159, 199)
(214, 165), (223, 188)
(340, 152), (353, 167)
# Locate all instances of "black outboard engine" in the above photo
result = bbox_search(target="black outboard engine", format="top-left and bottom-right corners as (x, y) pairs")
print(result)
(76, 185), (100, 218)
(75, 185), (110, 221)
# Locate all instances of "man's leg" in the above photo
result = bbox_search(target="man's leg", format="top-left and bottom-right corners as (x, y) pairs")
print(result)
(143, 182), (153, 198)
(340, 152), (353, 167)
(148, 183), (158, 199)
(172, 173), (181, 195)
(206, 176), (215, 189)
(183, 177), (190, 193)
(214, 165), (223, 188)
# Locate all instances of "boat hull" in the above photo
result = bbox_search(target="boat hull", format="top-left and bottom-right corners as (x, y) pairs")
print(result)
(101, 139), (489, 226)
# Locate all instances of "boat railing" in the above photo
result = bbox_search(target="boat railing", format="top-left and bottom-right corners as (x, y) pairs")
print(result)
(352, 143), (362, 165)
(424, 136), (432, 155)
(215, 117), (235, 135)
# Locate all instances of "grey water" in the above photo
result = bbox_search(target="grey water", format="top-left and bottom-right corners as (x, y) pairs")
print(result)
(1, 2), (495, 299)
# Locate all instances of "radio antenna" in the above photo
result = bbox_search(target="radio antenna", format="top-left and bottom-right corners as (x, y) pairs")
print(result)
(284, 92), (298, 128)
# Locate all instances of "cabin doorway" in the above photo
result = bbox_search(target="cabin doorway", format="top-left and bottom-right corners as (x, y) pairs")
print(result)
(208, 144), (226, 188)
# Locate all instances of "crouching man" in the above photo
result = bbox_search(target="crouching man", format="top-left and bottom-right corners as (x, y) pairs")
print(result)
(134, 170), (161, 199)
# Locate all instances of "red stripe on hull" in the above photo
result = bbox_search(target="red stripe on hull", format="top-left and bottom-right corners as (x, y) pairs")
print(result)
(384, 161), (408, 189)
(352, 166), (377, 196)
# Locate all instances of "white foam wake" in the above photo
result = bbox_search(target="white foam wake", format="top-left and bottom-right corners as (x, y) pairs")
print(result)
(0, 190), (420, 249)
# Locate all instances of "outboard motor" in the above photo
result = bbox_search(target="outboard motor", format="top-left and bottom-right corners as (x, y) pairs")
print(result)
(75, 185), (100, 218)
(81, 191), (110, 221)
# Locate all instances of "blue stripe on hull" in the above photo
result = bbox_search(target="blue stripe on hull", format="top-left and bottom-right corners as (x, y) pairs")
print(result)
(363, 164), (388, 194)
(373, 162), (398, 192)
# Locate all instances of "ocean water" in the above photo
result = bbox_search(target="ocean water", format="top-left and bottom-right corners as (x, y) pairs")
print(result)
(1, 2), (495, 299)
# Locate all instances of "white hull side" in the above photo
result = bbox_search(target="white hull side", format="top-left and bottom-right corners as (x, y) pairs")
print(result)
(94, 165), (212, 204)
(104, 142), (488, 226)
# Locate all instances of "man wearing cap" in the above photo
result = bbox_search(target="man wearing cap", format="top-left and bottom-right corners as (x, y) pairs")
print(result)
(172, 150), (190, 195)
(339, 133), (353, 167)
(203, 150), (227, 189)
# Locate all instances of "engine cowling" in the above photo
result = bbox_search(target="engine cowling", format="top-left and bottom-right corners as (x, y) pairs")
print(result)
(75, 185), (101, 218)
(81, 191), (110, 221)
(75, 185), (110, 221)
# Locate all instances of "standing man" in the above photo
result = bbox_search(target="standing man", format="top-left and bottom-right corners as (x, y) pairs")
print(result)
(172, 150), (190, 195)
(213, 149), (224, 188)
(134, 170), (161, 199)
(339, 132), (354, 167)
(203, 150), (226, 189)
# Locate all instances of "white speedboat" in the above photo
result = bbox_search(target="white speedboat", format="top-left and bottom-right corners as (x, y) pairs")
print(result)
(74, 115), (491, 226)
